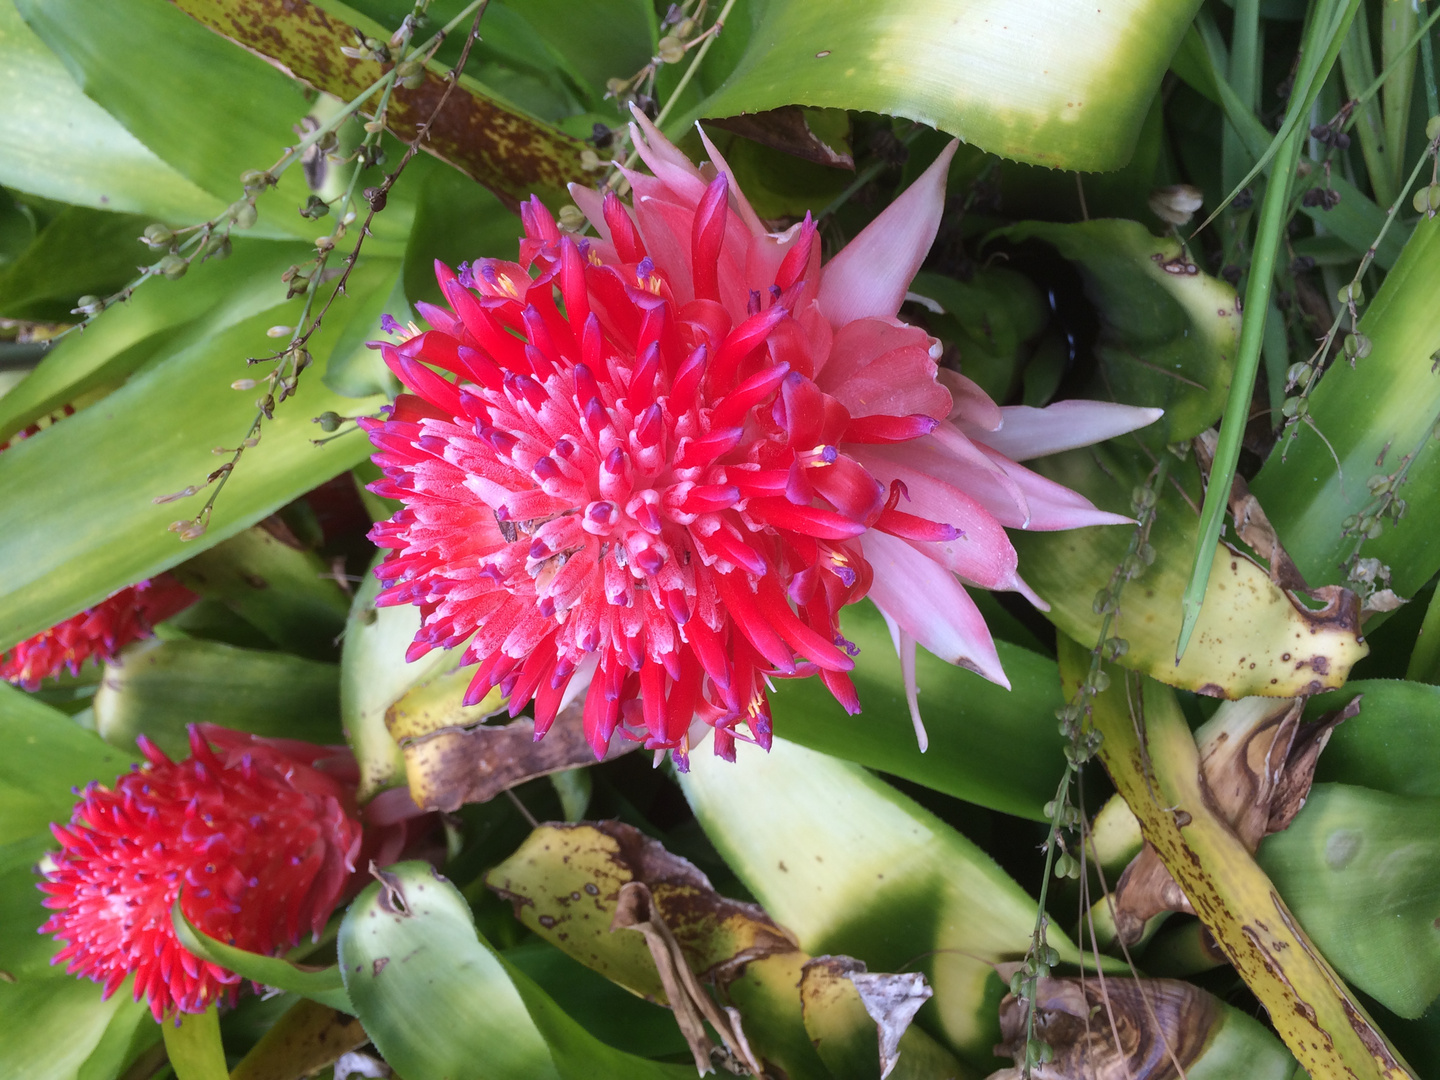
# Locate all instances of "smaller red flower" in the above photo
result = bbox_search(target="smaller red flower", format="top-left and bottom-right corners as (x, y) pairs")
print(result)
(1, 574), (197, 690)
(39, 725), (365, 1021)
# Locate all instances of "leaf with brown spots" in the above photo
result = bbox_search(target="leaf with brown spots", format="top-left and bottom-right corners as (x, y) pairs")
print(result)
(169, 0), (589, 210)
(1110, 694), (1359, 943)
(486, 821), (962, 1079)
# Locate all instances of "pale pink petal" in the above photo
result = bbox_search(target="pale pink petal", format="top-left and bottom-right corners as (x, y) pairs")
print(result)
(938, 368), (1002, 430)
(818, 318), (951, 420)
(861, 529), (1010, 688)
(977, 445), (1133, 531)
(847, 445), (1018, 589)
(920, 423), (1032, 527)
(967, 401), (1164, 461)
(880, 610), (928, 752)
(817, 141), (959, 327)
(627, 107), (708, 200)
(567, 182), (612, 241)
(1006, 569), (1050, 612)
(695, 124), (768, 237)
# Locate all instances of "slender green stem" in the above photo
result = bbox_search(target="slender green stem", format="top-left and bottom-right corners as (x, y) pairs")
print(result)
(1422, 1), (1440, 117)
(1178, 124), (1305, 659)
(1351, 3), (1440, 113)
(1193, 0), (1360, 235)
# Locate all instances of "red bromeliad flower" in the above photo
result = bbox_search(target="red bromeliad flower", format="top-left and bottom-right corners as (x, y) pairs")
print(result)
(365, 109), (1160, 762)
(1, 574), (197, 691)
(40, 725), (365, 1021)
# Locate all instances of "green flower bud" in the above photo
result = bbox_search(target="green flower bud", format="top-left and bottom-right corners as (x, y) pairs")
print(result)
(657, 35), (686, 64)
(1427, 115), (1440, 143)
(230, 201), (258, 230)
(158, 253), (188, 280)
(141, 223), (174, 250)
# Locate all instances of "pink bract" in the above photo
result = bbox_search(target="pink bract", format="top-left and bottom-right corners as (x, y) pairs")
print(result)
(363, 108), (1159, 761)
(39, 726), (366, 1021)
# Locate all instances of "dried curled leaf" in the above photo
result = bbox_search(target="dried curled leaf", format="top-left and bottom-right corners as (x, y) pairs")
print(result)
(1112, 694), (1359, 943)
(386, 668), (631, 812)
(991, 976), (1216, 1079)
(486, 822), (958, 1079)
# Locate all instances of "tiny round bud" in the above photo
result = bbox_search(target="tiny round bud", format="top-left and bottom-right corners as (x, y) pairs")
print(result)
(231, 378), (257, 390)
(1343, 333), (1371, 360)
(315, 411), (343, 432)
(557, 204), (586, 232)
(676, 16), (697, 36)
(1413, 184), (1440, 215)
(1286, 361), (1311, 388)
(1427, 115), (1440, 143)
(240, 169), (273, 193)
(1338, 281), (1365, 306)
(72, 295), (105, 317)
(158, 253), (188, 280)
(141, 223), (174, 250)
(230, 201), (258, 229)
(605, 77), (626, 97)
(657, 35), (686, 63)
(580, 149), (603, 171)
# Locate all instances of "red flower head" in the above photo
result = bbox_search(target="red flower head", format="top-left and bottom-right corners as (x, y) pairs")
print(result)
(364, 109), (1161, 764)
(1, 575), (197, 691)
(39, 725), (364, 1021)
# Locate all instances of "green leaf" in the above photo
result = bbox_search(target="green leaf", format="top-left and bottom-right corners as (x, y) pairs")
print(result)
(1012, 438), (1367, 698)
(679, 738), (1095, 1066)
(93, 638), (342, 761)
(770, 600), (1065, 821)
(681, 0), (1204, 172)
(0, 207), (152, 322)
(162, 1007), (227, 1080)
(16, 0), (315, 241)
(995, 219), (1240, 441)
(0, 240), (319, 445)
(341, 549), (454, 798)
(338, 861), (689, 1080)
(0, 251), (392, 652)
(168, 525), (351, 660)
(494, 0), (656, 100)
(1259, 784), (1440, 1018)
(1251, 215), (1440, 597)
(401, 156), (525, 311)
(0, 683), (138, 848)
(907, 269), (1049, 405)
(172, 901), (354, 1013)
(1306, 681), (1440, 799)
(0, 1), (221, 220)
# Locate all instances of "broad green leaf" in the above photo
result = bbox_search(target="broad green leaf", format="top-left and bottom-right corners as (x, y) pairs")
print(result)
(1012, 438), (1368, 698)
(0, 255), (391, 652)
(770, 600), (1065, 821)
(16, 0), (315, 241)
(341, 549), (452, 798)
(93, 638), (342, 761)
(679, 738), (1093, 1066)
(0, 1), (221, 220)
(497, 0), (656, 100)
(162, 1007), (227, 1080)
(1259, 784), (1440, 1019)
(1252, 215), (1440, 597)
(172, 902), (354, 1013)
(502, 942), (688, 1061)
(682, 0), (1204, 172)
(0, 683), (138, 847)
(228, 997), (366, 1080)
(0, 207), (152, 322)
(996, 219), (1240, 440)
(173, 0), (591, 208)
(338, 861), (689, 1080)
(400, 155), (526, 310)
(907, 269), (1048, 404)
(0, 240), (319, 445)
(169, 525), (351, 660)
(0, 974), (136, 1080)
(1307, 680), (1440, 798)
